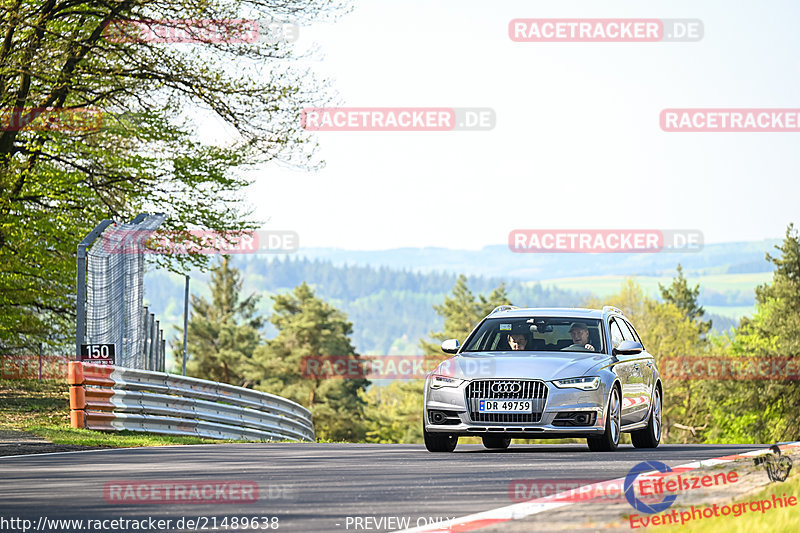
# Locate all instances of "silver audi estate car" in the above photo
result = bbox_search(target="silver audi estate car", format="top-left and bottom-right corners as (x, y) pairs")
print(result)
(423, 306), (662, 452)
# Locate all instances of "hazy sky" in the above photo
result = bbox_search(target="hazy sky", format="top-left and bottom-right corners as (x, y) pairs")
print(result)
(211, 0), (800, 250)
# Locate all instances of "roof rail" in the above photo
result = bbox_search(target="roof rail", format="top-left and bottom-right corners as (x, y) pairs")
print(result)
(603, 305), (624, 315)
(490, 305), (518, 315)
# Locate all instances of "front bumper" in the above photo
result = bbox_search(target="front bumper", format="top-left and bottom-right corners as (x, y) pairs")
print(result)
(424, 378), (609, 437)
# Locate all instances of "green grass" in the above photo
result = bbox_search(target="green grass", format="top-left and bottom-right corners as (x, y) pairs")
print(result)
(648, 471), (800, 532)
(29, 427), (235, 447)
(0, 379), (264, 448)
(0, 378), (72, 430)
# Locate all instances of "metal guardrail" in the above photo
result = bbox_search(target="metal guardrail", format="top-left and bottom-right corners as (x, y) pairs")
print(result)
(68, 362), (314, 442)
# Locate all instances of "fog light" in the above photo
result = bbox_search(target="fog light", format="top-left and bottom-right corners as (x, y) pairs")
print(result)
(553, 411), (597, 426)
(429, 411), (448, 424)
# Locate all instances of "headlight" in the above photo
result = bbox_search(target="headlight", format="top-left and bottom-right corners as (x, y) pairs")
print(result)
(429, 375), (464, 389)
(552, 376), (601, 391)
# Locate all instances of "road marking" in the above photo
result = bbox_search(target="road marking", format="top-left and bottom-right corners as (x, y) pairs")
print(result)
(396, 442), (800, 532)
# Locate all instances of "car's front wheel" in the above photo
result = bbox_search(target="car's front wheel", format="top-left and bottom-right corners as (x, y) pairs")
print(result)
(587, 385), (620, 452)
(631, 386), (661, 448)
(482, 436), (511, 449)
(423, 425), (458, 452)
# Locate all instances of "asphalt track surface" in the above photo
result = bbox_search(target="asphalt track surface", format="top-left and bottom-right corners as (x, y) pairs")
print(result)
(0, 442), (769, 533)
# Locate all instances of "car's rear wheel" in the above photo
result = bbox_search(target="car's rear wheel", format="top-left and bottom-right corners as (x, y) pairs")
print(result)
(631, 386), (661, 449)
(587, 386), (620, 452)
(482, 436), (511, 449)
(423, 424), (458, 452)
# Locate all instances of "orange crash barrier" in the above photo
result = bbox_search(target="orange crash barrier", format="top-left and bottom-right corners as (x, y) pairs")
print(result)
(68, 361), (117, 430)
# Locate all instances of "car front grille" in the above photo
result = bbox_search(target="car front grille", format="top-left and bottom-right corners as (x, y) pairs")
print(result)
(466, 380), (548, 423)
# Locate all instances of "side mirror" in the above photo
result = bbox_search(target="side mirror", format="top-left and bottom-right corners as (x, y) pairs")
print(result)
(613, 340), (644, 355)
(441, 339), (460, 354)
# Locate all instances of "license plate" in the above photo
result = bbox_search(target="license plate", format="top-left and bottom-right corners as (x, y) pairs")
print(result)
(478, 399), (532, 413)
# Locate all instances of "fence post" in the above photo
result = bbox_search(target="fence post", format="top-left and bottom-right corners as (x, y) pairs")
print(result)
(153, 320), (160, 371)
(141, 306), (150, 369)
(182, 275), (189, 376)
(148, 313), (155, 371)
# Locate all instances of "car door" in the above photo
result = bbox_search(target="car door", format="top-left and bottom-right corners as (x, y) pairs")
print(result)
(608, 318), (637, 426)
(622, 318), (655, 418)
(609, 318), (642, 425)
(617, 318), (650, 424)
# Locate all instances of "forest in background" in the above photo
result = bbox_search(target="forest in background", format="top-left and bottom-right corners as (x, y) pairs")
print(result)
(146, 255), (742, 359)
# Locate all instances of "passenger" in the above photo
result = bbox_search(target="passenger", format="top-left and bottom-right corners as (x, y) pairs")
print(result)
(507, 333), (528, 351)
(565, 322), (595, 352)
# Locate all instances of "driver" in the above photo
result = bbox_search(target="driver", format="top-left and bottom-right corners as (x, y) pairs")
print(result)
(507, 333), (527, 350)
(565, 322), (595, 352)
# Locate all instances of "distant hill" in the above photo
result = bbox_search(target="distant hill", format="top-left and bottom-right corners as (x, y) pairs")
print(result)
(292, 240), (779, 279)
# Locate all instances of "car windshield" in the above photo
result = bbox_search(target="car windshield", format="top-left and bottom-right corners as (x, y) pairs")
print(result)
(462, 317), (606, 354)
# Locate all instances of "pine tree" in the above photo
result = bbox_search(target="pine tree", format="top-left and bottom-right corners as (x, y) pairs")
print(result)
(659, 264), (712, 334)
(248, 282), (369, 441)
(752, 223), (800, 355)
(714, 224), (800, 443)
(171, 256), (262, 386)
(420, 275), (511, 358)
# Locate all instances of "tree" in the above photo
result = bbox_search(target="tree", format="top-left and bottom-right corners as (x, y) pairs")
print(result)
(248, 283), (369, 441)
(659, 264), (712, 333)
(0, 0), (345, 349)
(420, 275), (511, 358)
(170, 256), (262, 386)
(751, 223), (800, 355)
(706, 224), (800, 443)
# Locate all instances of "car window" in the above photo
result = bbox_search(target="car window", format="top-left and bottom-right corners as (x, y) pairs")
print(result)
(609, 319), (624, 349)
(616, 318), (635, 342)
(461, 317), (606, 353)
(622, 318), (643, 346)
